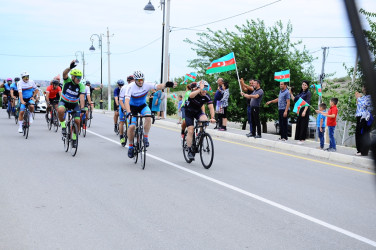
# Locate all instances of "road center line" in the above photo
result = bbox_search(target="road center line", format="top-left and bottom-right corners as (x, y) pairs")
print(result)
(86, 129), (376, 247)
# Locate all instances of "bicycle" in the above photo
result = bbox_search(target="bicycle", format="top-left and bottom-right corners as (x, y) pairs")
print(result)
(62, 109), (79, 157)
(120, 113), (129, 147)
(47, 100), (59, 132)
(79, 107), (87, 137)
(182, 120), (214, 169)
(14, 99), (19, 124)
(131, 114), (155, 170)
(6, 97), (11, 119)
(22, 103), (31, 139)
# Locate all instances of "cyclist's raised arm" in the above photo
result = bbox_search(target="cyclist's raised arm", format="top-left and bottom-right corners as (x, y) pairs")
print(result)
(155, 81), (177, 91)
(208, 103), (216, 122)
(63, 60), (77, 80)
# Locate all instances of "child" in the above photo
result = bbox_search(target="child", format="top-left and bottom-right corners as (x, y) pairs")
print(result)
(316, 98), (338, 152)
(316, 103), (327, 149)
(177, 95), (183, 124)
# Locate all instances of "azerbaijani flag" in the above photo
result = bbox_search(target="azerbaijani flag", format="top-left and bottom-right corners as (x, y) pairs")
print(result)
(186, 72), (197, 81)
(170, 93), (177, 100)
(206, 52), (236, 74)
(293, 97), (310, 115)
(274, 70), (290, 82)
(311, 84), (322, 96)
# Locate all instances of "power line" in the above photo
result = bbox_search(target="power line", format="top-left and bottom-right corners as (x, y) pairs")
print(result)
(0, 53), (72, 58)
(292, 36), (353, 39)
(172, 0), (282, 32)
(112, 36), (162, 55)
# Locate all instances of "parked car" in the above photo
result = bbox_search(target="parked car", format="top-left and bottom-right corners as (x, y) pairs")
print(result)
(36, 94), (47, 113)
(274, 115), (316, 138)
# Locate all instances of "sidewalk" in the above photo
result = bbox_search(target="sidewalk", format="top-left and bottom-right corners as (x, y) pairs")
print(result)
(93, 109), (374, 169)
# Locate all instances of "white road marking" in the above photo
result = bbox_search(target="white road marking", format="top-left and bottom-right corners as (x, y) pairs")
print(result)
(87, 129), (376, 247)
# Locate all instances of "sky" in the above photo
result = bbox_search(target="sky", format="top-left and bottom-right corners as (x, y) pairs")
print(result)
(1, 0), (375, 84)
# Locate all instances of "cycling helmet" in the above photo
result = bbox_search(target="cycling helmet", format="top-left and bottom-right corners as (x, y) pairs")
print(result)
(53, 74), (61, 81)
(133, 71), (144, 80)
(86, 80), (91, 85)
(199, 80), (210, 91)
(21, 72), (29, 78)
(6, 78), (12, 81)
(37, 83), (41, 88)
(117, 79), (125, 85)
(14, 77), (20, 82)
(127, 75), (134, 81)
(81, 79), (87, 85)
(52, 80), (59, 85)
(70, 69), (83, 77)
(190, 82), (197, 90)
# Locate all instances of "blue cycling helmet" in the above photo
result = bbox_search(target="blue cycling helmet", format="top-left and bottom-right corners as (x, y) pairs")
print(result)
(117, 79), (125, 85)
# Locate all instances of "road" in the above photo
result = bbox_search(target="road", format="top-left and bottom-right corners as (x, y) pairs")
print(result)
(0, 110), (376, 249)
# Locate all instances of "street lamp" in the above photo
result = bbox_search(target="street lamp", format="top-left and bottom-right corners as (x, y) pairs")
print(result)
(144, 0), (171, 117)
(75, 51), (85, 78)
(89, 34), (103, 109)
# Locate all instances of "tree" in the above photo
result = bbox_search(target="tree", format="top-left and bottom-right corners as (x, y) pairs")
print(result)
(185, 19), (314, 131)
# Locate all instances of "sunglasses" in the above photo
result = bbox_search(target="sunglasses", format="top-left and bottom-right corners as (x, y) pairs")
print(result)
(23, 76), (29, 80)
(135, 79), (144, 83)
(75, 76), (82, 81)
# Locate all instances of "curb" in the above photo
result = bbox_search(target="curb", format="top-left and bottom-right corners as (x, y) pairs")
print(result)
(155, 119), (374, 169)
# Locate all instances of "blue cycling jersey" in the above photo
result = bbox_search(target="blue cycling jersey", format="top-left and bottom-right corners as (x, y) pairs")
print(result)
(125, 82), (157, 106)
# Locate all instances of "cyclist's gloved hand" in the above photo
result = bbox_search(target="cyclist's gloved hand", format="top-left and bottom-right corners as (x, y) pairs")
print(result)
(81, 109), (86, 113)
(165, 81), (174, 88)
(70, 60), (77, 69)
(126, 112), (131, 118)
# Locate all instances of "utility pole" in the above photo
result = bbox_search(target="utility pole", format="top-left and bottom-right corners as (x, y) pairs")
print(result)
(319, 47), (328, 107)
(162, 0), (171, 118)
(107, 27), (112, 112)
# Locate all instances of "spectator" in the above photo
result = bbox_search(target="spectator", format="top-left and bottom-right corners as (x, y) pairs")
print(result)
(152, 89), (162, 118)
(355, 86), (373, 156)
(159, 89), (166, 119)
(290, 81), (312, 144)
(177, 95), (183, 124)
(241, 79), (264, 138)
(266, 81), (290, 141)
(240, 78), (255, 137)
(214, 78), (224, 129)
(316, 98), (338, 152)
(316, 103), (327, 150)
(148, 89), (155, 110)
(218, 81), (229, 131)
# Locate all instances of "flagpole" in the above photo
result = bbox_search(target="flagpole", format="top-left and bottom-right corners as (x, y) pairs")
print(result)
(233, 53), (242, 93)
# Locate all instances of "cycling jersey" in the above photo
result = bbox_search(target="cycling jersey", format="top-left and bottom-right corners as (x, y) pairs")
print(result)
(119, 84), (129, 102)
(60, 77), (85, 103)
(84, 86), (91, 100)
(10, 83), (19, 97)
(46, 85), (62, 99)
(125, 82), (157, 106)
(3, 83), (11, 96)
(114, 87), (121, 100)
(185, 93), (213, 111)
(17, 79), (37, 99)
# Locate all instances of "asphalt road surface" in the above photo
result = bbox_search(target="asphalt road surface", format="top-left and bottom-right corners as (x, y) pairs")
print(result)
(1, 110), (376, 249)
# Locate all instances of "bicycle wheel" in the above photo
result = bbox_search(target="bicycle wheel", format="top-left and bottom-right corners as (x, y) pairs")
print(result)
(7, 108), (10, 119)
(64, 121), (70, 152)
(88, 107), (92, 128)
(15, 111), (18, 124)
(23, 111), (29, 139)
(70, 122), (79, 157)
(199, 133), (214, 169)
(122, 119), (128, 147)
(48, 111), (53, 130)
(133, 129), (139, 164)
(182, 131), (193, 163)
(140, 132), (146, 170)
(53, 110), (59, 132)
(82, 117), (87, 137)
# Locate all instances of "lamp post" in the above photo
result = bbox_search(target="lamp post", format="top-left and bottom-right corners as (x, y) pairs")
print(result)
(89, 34), (103, 109)
(144, 0), (171, 117)
(75, 51), (85, 78)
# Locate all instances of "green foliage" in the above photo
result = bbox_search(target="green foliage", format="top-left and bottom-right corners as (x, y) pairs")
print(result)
(185, 19), (314, 129)
(167, 97), (177, 116)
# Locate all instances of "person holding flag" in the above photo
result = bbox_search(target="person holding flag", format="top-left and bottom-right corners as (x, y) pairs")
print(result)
(289, 80), (312, 144)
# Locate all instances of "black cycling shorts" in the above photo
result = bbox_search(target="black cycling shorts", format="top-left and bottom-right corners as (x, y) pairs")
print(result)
(184, 108), (205, 127)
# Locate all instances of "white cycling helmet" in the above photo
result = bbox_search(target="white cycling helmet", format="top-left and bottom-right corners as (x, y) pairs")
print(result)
(21, 71), (29, 78)
(81, 78), (87, 85)
(133, 71), (144, 80)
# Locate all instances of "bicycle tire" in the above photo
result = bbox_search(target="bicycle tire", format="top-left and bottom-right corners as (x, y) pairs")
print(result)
(23, 110), (29, 139)
(199, 133), (214, 169)
(182, 131), (193, 163)
(15, 111), (18, 124)
(140, 132), (146, 170)
(32, 111), (35, 120)
(48, 111), (53, 130)
(70, 122), (79, 157)
(133, 128), (139, 164)
(82, 116), (87, 137)
(7, 109), (11, 119)
(64, 121), (70, 152)
(53, 110), (59, 132)
(122, 119), (128, 147)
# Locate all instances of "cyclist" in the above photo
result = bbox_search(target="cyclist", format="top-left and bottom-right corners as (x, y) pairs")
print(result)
(118, 76), (133, 146)
(46, 79), (62, 121)
(0, 78), (12, 110)
(184, 80), (216, 160)
(10, 77), (20, 116)
(58, 60), (86, 148)
(180, 82), (195, 139)
(113, 79), (124, 133)
(17, 72), (39, 133)
(81, 79), (92, 129)
(86, 80), (102, 112)
(124, 71), (176, 158)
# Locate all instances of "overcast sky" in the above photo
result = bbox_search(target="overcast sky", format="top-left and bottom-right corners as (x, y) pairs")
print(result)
(1, 0), (375, 84)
